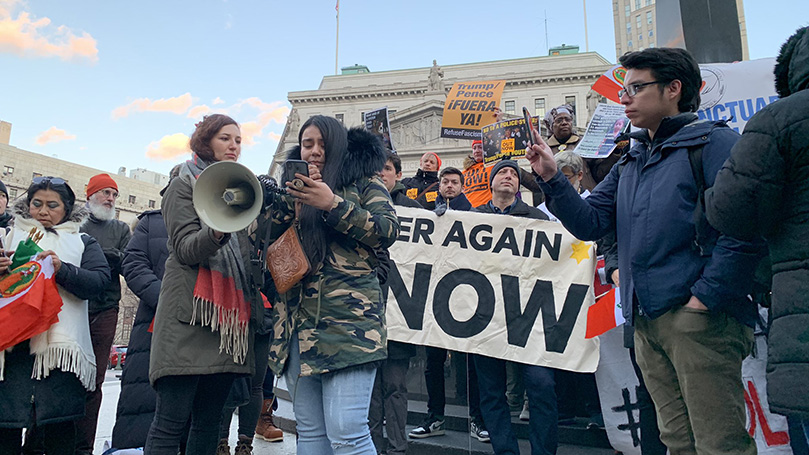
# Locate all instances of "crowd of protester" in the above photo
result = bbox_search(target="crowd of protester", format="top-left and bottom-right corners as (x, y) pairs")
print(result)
(0, 27), (807, 455)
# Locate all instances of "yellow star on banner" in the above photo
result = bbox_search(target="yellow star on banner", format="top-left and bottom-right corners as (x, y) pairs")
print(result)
(570, 240), (591, 264)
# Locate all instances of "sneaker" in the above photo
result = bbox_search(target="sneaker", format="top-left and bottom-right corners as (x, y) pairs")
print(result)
(519, 401), (530, 421)
(408, 417), (445, 438)
(586, 413), (605, 430)
(470, 422), (491, 443)
(216, 439), (230, 455)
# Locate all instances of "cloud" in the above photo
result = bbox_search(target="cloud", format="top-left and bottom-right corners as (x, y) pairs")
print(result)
(187, 104), (212, 119)
(267, 132), (282, 142)
(146, 133), (191, 161)
(0, 1), (99, 63)
(112, 93), (193, 119)
(239, 121), (262, 146)
(212, 97), (225, 105)
(35, 126), (76, 145)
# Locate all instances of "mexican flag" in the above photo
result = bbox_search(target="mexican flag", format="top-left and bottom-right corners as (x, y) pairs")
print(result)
(591, 64), (627, 104)
(0, 256), (64, 351)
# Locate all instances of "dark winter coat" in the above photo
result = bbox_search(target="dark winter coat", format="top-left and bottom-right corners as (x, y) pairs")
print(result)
(390, 182), (423, 209)
(401, 169), (439, 210)
(111, 210), (168, 448)
(705, 30), (809, 418)
(537, 115), (761, 327)
(382, 182), (421, 360)
(0, 202), (110, 428)
(473, 197), (549, 221)
(266, 128), (399, 377)
(80, 214), (132, 315)
(434, 192), (472, 212)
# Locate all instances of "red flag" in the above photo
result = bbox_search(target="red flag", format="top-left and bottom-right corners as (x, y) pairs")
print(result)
(591, 64), (627, 104)
(336, 0), (339, 12)
(0, 257), (64, 351)
(585, 287), (623, 339)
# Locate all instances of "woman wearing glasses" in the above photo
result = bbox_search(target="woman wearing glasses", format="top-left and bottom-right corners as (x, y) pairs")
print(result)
(0, 176), (111, 455)
(145, 114), (265, 455)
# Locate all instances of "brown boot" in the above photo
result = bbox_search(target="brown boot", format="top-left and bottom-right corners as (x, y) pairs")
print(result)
(234, 435), (253, 455)
(255, 398), (284, 442)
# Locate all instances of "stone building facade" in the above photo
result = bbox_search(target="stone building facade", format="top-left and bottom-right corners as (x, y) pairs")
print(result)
(0, 143), (164, 226)
(270, 52), (613, 179)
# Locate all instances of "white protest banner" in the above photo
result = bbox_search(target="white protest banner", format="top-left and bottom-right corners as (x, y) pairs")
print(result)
(595, 325), (642, 455)
(696, 58), (778, 133)
(742, 322), (794, 454)
(576, 104), (630, 159)
(386, 207), (600, 373)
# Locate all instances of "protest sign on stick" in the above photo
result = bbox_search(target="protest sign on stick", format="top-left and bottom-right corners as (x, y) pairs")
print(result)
(480, 116), (540, 164)
(363, 107), (394, 151)
(575, 104), (629, 159)
(441, 80), (505, 140)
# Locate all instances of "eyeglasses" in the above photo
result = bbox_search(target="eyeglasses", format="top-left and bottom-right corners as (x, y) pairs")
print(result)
(618, 80), (669, 98)
(32, 176), (67, 186)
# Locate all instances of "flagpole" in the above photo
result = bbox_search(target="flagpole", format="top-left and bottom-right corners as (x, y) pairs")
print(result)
(335, 0), (340, 75)
(583, 0), (589, 52)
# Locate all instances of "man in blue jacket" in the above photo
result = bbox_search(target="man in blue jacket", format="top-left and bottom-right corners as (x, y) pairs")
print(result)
(526, 47), (760, 455)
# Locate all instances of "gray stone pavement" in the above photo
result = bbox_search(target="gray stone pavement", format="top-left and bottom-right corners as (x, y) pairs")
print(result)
(96, 370), (617, 455)
(95, 369), (296, 455)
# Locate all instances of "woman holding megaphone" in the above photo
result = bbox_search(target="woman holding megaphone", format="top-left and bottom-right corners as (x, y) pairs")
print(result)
(262, 115), (399, 455)
(145, 114), (266, 455)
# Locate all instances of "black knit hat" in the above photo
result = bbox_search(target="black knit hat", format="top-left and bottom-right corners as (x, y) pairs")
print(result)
(0, 180), (8, 199)
(489, 159), (521, 189)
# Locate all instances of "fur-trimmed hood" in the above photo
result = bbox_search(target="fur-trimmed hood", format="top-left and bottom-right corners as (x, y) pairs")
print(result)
(11, 196), (89, 230)
(286, 127), (387, 189)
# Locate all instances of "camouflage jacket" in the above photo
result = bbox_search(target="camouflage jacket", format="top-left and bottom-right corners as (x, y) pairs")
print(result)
(266, 175), (400, 377)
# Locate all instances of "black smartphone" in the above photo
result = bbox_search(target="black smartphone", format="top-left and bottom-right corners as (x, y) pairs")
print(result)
(522, 106), (534, 147)
(282, 159), (309, 188)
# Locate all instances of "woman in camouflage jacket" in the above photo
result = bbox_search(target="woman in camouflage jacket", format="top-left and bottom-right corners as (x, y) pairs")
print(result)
(264, 115), (399, 454)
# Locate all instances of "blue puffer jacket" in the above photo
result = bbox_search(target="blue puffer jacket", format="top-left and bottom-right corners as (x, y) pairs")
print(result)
(537, 114), (760, 327)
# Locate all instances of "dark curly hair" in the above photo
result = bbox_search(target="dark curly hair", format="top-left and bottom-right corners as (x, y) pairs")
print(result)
(619, 47), (702, 113)
(774, 26), (808, 98)
(189, 114), (239, 161)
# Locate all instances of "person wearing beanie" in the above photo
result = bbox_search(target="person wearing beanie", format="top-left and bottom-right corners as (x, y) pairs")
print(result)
(74, 173), (132, 455)
(0, 179), (11, 228)
(401, 152), (442, 210)
(471, 158), (553, 455)
(462, 141), (544, 208)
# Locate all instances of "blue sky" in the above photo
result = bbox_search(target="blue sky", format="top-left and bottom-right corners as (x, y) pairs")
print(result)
(1, 0), (806, 176)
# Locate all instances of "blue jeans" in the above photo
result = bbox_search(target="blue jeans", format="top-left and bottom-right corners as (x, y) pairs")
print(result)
(285, 336), (377, 455)
(474, 355), (558, 455)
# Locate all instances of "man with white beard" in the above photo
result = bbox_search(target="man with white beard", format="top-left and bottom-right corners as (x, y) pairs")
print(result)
(75, 173), (132, 455)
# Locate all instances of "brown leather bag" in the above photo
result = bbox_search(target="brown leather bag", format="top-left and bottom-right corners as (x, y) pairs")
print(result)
(265, 204), (310, 294)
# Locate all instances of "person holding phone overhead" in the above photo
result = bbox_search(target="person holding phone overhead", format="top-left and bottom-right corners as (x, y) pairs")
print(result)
(262, 115), (399, 455)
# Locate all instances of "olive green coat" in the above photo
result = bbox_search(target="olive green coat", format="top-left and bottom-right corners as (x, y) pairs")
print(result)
(149, 175), (262, 384)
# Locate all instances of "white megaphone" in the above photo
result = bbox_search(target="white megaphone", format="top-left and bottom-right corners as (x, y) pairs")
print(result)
(193, 161), (264, 233)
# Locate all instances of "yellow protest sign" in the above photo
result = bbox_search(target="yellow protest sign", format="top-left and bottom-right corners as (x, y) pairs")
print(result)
(440, 80), (506, 140)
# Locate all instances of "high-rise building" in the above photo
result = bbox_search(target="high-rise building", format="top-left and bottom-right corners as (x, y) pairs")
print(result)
(612, 0), (748, 60)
